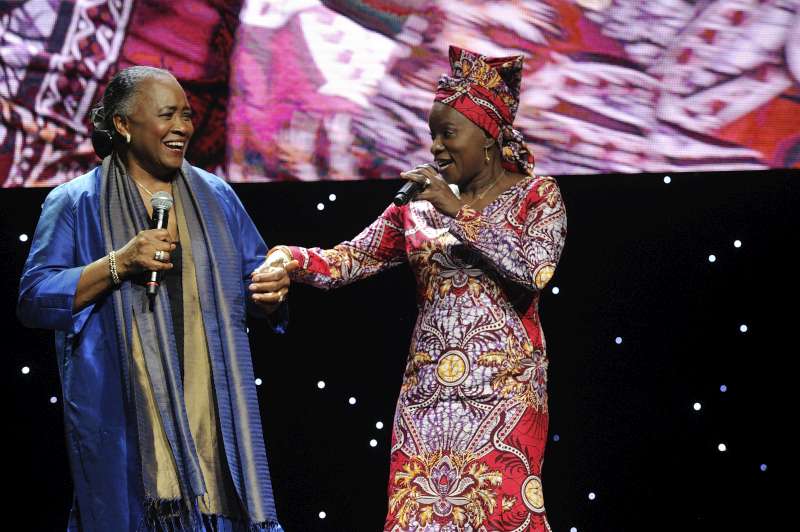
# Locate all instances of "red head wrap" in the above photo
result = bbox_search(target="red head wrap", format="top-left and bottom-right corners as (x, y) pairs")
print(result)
(434, 46), (535, 175)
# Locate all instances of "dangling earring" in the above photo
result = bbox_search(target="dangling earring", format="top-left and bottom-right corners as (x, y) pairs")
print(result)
(125, 132), (131, 144)
(484, 146), (491, 163)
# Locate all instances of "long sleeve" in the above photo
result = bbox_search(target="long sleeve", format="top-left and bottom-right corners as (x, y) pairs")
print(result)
(222, 183), (288, 332)
(287, 203), (407, 290)
(447, 176), (567, 291)
(17, 185), (96, 333)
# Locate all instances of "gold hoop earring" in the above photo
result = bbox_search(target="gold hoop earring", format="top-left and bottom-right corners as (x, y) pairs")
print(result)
(484, 146), (490, 163)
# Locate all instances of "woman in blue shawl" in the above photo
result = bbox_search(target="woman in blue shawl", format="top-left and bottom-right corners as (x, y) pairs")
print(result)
(17, 66), (294, 532)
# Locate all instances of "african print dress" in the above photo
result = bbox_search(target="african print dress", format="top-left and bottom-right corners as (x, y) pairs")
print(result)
(286, 175), (567, 531)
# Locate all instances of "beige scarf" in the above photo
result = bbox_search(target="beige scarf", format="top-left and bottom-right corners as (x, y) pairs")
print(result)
(130, 186), (240, 518)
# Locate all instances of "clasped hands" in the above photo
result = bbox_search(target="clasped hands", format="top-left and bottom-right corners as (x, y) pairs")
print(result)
(250, 247), (298, 314)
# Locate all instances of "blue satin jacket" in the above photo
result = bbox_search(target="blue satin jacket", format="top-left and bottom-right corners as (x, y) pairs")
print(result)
(17, 166), (286, 531)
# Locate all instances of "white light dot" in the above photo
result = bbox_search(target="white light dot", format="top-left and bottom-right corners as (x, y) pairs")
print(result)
(739, 324), (748, 333)
(19, 233), (29, 242)
(246, 327), (250, 334)
(316, 203), (325, 211)
(376, 421), (384, 430)
(570, 528), (578, 532)
(552, 434), (560, 442)
(708, 254), (716, 263)
(317, 380), (326, 389)
(663, 175), (671, 184)
(588, 492), (596, 501)
(718, 443), (727, 452)
(760, 464), (767, 472)
(719, 384), (727, 393)
(50, 396), (58, 404)
(348, 396), (357, 405)
(693, 402), (702, 411)
(328, 194), (337, 202)
(318, 511), (326, 519)
(615, 336), (623, 345)
(551, 286), (560, 295)
(369, 439), (378, 447)
(255, 378), (263, 386)
(21, 366), (30, 375)
(734, 240), (742, 248)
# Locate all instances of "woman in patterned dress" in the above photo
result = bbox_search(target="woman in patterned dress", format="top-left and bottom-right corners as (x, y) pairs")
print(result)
(268, 46), (566, 531)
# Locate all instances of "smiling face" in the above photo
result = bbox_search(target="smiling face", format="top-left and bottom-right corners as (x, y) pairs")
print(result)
(114, 74), (194, 179)
(428, 102), (491, 187)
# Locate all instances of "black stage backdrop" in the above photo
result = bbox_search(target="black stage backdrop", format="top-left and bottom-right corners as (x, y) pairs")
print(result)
(3, 170), (794, 531)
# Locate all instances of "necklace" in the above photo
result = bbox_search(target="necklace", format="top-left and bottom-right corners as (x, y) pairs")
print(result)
(132, 178), (154, 197)
(133, 178), (176, 238)
(464, 172), (504, 208)
(132, 178), (174, 198)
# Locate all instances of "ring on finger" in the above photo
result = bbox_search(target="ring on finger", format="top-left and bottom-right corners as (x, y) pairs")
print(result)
(423, 176), (431, 187)
(154, 250), (167, 262)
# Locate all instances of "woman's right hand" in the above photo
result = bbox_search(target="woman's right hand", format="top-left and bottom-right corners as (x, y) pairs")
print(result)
(115, 229), (176, 280)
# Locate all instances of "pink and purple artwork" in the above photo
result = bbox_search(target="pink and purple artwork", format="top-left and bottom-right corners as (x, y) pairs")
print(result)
(2, 0), (798, 186)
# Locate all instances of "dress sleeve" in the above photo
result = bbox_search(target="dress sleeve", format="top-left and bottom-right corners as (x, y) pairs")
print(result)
(447, 176), (567, 291)
(17, 185), (96, 333)
(285, 203), (407, 290)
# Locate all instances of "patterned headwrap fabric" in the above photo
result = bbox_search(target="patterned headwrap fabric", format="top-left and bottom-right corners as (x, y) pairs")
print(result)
(435, 45), (535, 175)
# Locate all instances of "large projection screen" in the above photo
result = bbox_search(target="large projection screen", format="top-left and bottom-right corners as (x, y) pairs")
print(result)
(2, 0), (798, 187)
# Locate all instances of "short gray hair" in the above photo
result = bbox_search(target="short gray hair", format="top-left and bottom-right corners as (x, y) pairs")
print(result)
(90, 66), (173, 134)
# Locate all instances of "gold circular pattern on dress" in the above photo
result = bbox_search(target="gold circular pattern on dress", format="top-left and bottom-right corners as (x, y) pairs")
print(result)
(436, 351), (469, 386)
(534, 265), (555, 289)
(521, 475), (545, 512)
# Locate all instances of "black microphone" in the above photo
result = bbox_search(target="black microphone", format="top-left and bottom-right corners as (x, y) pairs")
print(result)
(146, 191), (174, 305)
(393, 162), (439, 206)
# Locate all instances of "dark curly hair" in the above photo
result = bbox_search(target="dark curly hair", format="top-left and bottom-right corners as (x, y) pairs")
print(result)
(90, 66), (172, 158)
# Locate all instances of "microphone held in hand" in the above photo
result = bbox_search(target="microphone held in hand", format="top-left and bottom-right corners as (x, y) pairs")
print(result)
(146, 191), (174, 306)
(393, 162), (439, 206)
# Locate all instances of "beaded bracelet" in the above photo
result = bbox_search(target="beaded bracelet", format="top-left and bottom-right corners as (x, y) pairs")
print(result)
(108, 250), (121, 287)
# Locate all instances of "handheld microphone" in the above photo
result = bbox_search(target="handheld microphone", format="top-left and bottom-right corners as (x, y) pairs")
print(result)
(146, 191), (174, 305)
(393, 162), (439, 206)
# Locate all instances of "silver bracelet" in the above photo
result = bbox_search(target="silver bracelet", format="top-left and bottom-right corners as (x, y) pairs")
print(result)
(108, 250), (121, 287)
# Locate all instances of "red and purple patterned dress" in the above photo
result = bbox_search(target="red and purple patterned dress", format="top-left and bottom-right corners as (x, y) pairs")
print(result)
(286, 175), (566, 531)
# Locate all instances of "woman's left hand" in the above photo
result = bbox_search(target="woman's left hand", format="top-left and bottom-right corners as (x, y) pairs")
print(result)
(249, 260), (300, 314)
(401, 164), (462, 217)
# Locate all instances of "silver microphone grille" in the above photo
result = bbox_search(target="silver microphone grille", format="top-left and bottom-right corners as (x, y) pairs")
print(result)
(150, 190), (174, 211)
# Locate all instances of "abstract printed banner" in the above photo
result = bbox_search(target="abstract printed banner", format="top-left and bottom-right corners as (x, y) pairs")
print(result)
(2, 0), (799, 187)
